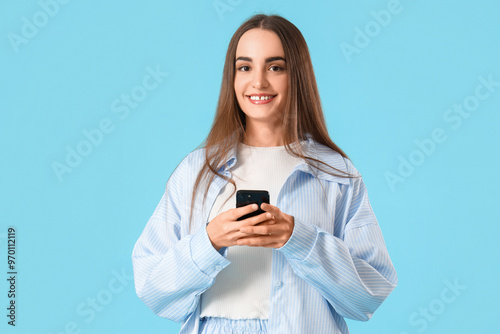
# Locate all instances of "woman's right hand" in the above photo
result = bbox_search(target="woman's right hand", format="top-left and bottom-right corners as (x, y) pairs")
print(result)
(206, 204), (274, 251)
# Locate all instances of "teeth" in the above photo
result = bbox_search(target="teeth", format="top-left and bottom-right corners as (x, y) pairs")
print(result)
(249, 95), (274, 101)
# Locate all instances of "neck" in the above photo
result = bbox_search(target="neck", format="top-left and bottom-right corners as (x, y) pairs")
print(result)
(243, 121), (285, 147)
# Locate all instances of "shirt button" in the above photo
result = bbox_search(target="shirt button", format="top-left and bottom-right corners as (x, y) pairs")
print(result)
(215, 265), (222, 271)
(275, 281), (281, 287)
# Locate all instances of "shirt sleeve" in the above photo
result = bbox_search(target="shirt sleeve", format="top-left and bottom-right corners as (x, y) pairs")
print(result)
(277, 158), (398, 321)
(131, 156), (231, 322)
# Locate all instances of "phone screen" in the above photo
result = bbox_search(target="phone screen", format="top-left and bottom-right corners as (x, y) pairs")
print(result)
(236, 190), (270, 221)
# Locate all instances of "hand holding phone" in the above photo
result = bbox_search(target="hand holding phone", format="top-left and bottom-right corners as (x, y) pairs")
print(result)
(236, 190), (270, 221)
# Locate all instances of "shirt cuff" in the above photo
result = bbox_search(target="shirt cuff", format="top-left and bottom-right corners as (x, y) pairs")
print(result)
(277, 217), (318, 260)
(190, 224), (231, 278)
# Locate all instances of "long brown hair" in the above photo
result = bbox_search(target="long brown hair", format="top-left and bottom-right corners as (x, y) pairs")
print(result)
(188, 13), (358, 231)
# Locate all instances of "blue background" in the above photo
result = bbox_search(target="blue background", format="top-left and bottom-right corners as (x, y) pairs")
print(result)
(1, 0), (499, 333)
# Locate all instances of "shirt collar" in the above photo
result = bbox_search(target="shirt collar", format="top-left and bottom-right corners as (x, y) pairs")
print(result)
(218, 134), (351, 185)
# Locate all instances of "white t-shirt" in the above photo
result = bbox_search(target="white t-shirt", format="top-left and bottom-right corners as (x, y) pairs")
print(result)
(200, 141), (304, 319)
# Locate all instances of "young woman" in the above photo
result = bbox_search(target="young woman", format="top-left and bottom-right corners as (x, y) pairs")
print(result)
(132, 14), (397, 334)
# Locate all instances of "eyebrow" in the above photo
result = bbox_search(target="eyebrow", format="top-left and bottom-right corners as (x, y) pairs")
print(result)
(235, 56), (286, 63)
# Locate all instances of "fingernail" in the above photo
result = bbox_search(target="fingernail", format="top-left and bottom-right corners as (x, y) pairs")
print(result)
(253, 204), (258, 210)
(266, 213), (272, 218)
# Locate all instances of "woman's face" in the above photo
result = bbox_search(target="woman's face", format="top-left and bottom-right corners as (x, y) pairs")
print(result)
(234, 28), (288, 126)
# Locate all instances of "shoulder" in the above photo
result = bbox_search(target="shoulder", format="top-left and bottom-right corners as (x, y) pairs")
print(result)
(181, 146), (206, 169)
(306, 139), (360, 185)
(166, 146), (207, 185)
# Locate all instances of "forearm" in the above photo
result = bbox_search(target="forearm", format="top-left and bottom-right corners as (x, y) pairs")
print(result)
(132, 221), (230, 322)
(278, 217), (397, 321)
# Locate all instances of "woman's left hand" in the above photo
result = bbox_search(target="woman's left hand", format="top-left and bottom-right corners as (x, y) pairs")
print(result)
(237, 203), (294, 248)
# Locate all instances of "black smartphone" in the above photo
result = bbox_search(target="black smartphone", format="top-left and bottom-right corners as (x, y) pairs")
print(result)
(236, 190), (270, 221)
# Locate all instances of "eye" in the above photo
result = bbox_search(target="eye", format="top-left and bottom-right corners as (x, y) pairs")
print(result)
(269, 65), (284, 72)
(237, 65), (250, 72)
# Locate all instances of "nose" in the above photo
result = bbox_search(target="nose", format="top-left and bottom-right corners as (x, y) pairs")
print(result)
(252, 68), (269, 89)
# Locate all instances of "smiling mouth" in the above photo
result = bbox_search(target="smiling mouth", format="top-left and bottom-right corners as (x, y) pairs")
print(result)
(247, 95), (277, 101)
(246, 95), (276, 105)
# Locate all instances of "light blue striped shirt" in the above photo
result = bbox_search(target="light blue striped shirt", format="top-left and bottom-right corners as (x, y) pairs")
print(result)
(132, 135), (398, 333)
